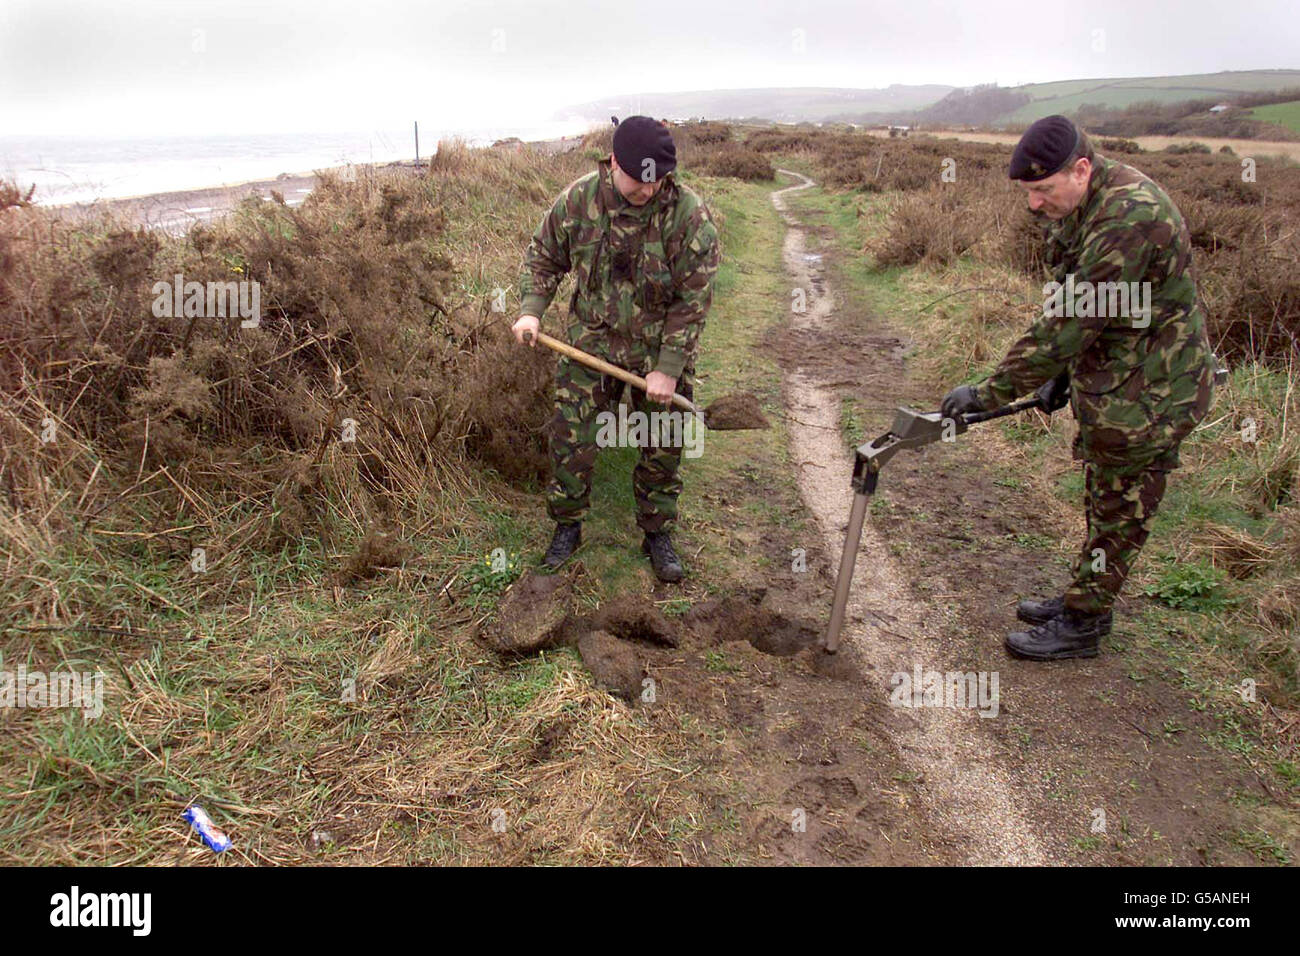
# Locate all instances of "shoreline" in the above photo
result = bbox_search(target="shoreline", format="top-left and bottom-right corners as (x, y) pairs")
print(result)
(44, 135), (585, 233)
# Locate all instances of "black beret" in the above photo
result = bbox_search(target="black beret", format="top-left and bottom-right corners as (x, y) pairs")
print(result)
(613, 115), (677, 183)
(1009, 115), (1083, 181)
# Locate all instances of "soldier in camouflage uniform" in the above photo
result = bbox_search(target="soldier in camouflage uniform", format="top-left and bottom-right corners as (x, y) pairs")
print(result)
(941, 115), (1213, 660)
(512, 116), (720, 581)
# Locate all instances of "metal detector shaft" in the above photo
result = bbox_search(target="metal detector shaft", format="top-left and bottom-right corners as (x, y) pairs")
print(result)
(824, 462), (878, 654)
(825, 492), (869, 653)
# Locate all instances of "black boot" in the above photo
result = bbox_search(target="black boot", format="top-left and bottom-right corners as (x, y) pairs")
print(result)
(543, 522), (581, 569)
(641, 530), (684, 583)
(1017, 594), (1112, 634)
(1005, 609), (1108, 661)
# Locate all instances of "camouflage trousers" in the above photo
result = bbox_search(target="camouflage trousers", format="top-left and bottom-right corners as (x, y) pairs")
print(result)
(1064, 458), (1172, 615)
(545, 339), (695, 534)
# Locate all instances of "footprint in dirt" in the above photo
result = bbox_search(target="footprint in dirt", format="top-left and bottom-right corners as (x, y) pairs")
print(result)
(783, 775), (860, 811)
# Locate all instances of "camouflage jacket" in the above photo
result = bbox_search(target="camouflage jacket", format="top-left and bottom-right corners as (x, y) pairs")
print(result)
(975, 155), (1212, 467)
(518, 157), (720, 381)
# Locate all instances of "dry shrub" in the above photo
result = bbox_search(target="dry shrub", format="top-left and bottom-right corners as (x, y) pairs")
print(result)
(1278, 504), (1300, 563)
(0, 147), (579, 575)
(1184, 173), (1262, 206)
(695, 144), (774, 181)
(1180, 197), (1268, 252)
(0, 182), (34, 211)
(580, 125), (614, 156)
(743, 128), (818, 153)
(1254, 576), (1300, 632)
(673, 120), (733, 147)
(457, 323), (554, 484)
(1245, 434), (1300, 513)
(426, 136), (474, 173)
(821, 144), (936, 192)
(872, 185), (982, 267)
(822, 137), (1009, 193)
(1000, 206), (1050, 276)
(1100, 137), (1142, 154)
(1193, 522), (1279, 579)
(1193, 226), (1300, 361)
(336, 526), (414, 584)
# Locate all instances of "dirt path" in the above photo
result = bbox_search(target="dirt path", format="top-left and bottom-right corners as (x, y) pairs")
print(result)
(772, 169), (1052, 865)
(601, 167), (1274, 866)
(754, 169), (1285, 867)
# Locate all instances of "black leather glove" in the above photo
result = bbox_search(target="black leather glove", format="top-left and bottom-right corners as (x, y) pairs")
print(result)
(940, 384), (985, 421)
(1035, 372), (1070, 414)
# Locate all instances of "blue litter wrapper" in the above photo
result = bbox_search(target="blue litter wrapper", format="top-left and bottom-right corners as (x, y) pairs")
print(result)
(183, 805), (232, 853)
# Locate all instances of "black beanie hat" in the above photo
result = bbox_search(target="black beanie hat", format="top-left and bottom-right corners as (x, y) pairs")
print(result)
(1009, 115), (1083, 181)
(613, 115), (677, 183)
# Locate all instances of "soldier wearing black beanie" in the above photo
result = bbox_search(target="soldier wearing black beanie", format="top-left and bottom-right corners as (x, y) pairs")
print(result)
(512, 113), (719, 583)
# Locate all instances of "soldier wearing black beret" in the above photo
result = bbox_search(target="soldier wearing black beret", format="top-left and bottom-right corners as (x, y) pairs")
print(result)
(940, 115), (1214, 661)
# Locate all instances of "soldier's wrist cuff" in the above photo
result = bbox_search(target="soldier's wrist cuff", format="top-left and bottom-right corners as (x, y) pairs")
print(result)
(654, 347), (688, 381)
(520, 293), (551, 319)
(974, 381), (1001, 409)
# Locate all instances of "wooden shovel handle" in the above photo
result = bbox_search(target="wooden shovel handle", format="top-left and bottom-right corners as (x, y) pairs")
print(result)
(529, 330), (699, 415)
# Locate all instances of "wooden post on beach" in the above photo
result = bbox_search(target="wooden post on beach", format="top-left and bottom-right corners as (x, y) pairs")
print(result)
(414, 121), (420, 167)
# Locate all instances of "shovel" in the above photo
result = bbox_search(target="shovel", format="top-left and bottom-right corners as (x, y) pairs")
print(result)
(525, 329), (770, 430)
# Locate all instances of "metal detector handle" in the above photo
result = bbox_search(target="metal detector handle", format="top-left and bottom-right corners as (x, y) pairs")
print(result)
(960, 395), (1045, 425)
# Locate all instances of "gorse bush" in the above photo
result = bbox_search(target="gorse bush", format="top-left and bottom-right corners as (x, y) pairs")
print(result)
(0, 147), (592, 614)
(869, 185), (984, 267)
(696, 144), (775, 182)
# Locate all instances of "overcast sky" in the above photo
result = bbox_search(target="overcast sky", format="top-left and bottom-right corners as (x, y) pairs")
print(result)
(3, 0), (1298, 136)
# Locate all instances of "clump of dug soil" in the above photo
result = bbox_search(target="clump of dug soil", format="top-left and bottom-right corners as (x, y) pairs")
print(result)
(475, 570), (574, 656)
(702, 391), (770, 430)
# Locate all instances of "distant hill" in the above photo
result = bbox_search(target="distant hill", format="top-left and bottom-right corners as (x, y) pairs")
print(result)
(999, 69), (1300, 126)
(905, 84), (1033, 128)
(559, 71), (1300, 131)
(557, 86), (954, 125)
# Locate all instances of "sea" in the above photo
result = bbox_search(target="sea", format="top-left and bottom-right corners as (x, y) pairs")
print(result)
(0, 117), (598, 207)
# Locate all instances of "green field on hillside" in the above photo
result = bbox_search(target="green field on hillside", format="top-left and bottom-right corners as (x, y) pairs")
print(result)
(1001, 70), (1300, 124)
(1250, 100), (1300, 133)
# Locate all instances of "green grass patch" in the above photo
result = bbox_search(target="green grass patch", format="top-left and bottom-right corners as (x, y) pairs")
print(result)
(1249, 100), (1300, 134)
